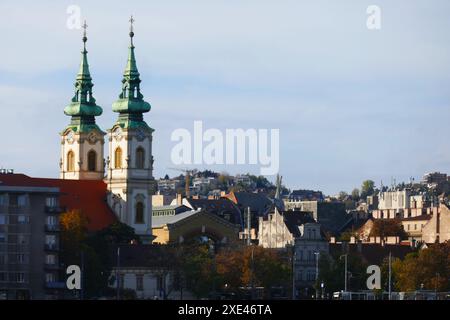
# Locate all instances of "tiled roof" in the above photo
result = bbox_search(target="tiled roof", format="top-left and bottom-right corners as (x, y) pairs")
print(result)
(0, 173), (117, 231)
(283, 211), (316, 237)
(187, 198), (242, 225)
(152, 209), (199, 228)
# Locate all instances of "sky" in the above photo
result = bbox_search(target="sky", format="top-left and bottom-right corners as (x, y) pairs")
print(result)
(0, 0), (449, 195)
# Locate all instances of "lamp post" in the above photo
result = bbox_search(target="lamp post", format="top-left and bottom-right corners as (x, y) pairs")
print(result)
(314, 251), (320, 299)
(292, 246), (296, 300)
(340, 254), (348, 293)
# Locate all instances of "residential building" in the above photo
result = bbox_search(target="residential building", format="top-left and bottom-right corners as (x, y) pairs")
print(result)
(0, 179), (63, 299)
(110, 245), (194, 300)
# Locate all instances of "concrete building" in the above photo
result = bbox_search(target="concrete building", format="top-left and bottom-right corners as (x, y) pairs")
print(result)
(0, 181), (63, 299)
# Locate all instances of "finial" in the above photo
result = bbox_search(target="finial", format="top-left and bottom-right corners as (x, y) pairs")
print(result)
(129, 15), (135, 46)
(82, 20), (88, 51)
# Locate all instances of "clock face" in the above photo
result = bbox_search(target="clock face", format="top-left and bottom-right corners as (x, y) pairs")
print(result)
(88, 132), (97, 143)
(67, 131), (74, 143)
(136, 128), (145, 140)
(113, 127), (123, 139)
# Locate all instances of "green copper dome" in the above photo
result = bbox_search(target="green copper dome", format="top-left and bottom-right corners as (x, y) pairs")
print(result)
(64, 26), (102, 120)
(112, 24), (151, 117)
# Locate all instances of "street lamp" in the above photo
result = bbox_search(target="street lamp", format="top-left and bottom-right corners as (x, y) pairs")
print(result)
(339, 254), (348, 293)
(314, 251), (320, 299)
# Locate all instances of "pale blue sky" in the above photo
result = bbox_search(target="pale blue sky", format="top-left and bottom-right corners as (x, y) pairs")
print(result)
(0, 0), (449, 195)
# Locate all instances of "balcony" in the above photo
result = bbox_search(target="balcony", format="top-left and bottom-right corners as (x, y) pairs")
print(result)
(44, 263), (61, 271)
(44, 206), (65, 214)
(44, 244), (59, 252)
(45, 281), (66, 289)
(44, 224), (60, 232)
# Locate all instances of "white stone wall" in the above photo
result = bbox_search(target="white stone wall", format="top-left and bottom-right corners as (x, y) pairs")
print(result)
(106, 125), (155, 241)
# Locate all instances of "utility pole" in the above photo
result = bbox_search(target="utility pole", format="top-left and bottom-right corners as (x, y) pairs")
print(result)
(116, 246), (121, 300)
(314, 252), (320, 299)
(388, 251), (392, 300)
(292, 247), (296, 300)
(247, 207), (251, 246)
(340, 254), (348, 292)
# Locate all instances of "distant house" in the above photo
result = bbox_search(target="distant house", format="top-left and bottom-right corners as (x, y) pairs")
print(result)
(110, 245), (194, 300)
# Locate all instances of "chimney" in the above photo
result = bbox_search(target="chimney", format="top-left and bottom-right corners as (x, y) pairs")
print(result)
(350, 236), (356, 244)
(176, 193), (182, 206)
(330, 237), (336, 244)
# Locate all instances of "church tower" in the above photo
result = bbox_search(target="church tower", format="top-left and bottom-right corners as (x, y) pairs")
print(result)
(106, 17), (155, 242)
(60, 22), (105, 180)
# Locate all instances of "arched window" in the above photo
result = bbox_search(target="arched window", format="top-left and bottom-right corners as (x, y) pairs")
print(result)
(88, 150), (96, 172)
(114, 147), (122, 169)
(67, 151), (75, 172)
(136, 147), (145, 169)
(135, 202), (144, 224)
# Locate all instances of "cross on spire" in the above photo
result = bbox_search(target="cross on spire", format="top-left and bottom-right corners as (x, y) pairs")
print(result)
(82, 20), (88, 51)
(129, 15), (135, 46)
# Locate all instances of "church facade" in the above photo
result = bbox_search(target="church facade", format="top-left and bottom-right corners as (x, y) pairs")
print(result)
(59, 21), (156, 242)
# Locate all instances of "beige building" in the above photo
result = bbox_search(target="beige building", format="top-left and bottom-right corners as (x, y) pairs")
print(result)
(422, 203), (450, 243)
(152, 210), (240, 245)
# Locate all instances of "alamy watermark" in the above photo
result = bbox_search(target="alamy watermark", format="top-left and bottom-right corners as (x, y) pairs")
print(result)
(171, 121), (280, 176)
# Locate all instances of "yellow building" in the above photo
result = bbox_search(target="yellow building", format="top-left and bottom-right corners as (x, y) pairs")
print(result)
(152, 210), (240, 245)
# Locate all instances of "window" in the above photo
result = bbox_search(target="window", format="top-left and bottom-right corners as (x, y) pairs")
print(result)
(12, 273), (26, 283)
(45, 273), (55, 283)
(136, 275), (144, 291)
(88, 150), (97, 171)
(114, 148), (123, 169)
(46, 255), (56, 265)
(67, 151), (75, 172)
(46, 216), (57, 226)
(0, 273), (6, 282)
(0, 194), (7, 206)
(16, 254), (26, 264)
(0, 215), (6, 225)
(135, 202), (144, 224)
(0, 255), (5, 265)
(46, 197), (58, 208)
(136, 147), (145, 169)
(17, 195), (27, 207)
(17, 215), (28, 224)
(46, 235), (56, 246)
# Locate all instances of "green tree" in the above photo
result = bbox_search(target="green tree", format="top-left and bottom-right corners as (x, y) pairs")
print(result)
(351, 188), (360, 200)
(361, 180), (375, 199)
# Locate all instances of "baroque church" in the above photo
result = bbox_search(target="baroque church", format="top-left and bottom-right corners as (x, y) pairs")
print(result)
(59, 20), (156, 242)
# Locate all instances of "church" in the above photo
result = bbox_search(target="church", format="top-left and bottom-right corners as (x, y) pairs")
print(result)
(1, 20), (156, 243)
(58, 20), (156, 242)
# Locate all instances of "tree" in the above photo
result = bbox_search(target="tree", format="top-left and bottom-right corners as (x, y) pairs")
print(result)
(338, 191), (348, 201)
(361, 180), (375, 199)
(216, 246), (291, 299)
(392, 242), (450, 292)
(351, 188), (360, 201)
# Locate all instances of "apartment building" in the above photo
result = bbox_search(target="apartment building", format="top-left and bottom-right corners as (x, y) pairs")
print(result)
(0, 183), (63, 299)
